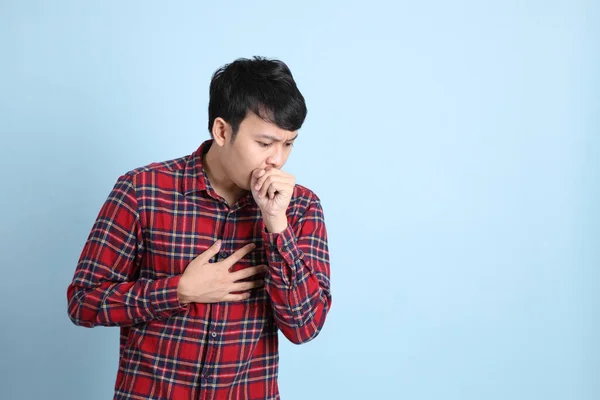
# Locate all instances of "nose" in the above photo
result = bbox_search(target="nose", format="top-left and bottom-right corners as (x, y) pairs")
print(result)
(266, 147), (284, 169)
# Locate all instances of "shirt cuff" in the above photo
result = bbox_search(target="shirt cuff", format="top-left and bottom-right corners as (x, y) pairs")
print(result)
(148, 275), (188, 318)
(262, 224), (303, 285)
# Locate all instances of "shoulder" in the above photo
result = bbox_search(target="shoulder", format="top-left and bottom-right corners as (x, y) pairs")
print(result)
(118, 154), (189, 185)
(289, 183), (325, 220)
(293, 184), (321, 204)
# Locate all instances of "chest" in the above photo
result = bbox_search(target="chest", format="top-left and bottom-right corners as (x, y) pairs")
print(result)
(138, 196), (267, 278)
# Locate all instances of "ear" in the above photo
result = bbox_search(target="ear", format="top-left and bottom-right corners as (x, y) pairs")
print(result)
(212, 117), (231, 146)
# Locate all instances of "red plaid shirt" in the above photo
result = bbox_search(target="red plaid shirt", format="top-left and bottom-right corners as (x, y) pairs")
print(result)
(67, 139), (332, 400)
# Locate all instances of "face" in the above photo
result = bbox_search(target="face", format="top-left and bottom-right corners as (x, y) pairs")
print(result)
(213, 112), (298, 191)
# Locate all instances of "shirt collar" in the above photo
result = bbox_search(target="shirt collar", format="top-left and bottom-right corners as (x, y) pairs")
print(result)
(182, 139), (213, 196)
(181, 139), (254, 208)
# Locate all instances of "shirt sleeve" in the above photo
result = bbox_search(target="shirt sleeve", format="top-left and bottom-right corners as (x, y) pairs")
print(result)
(262, 196), (332, 344)
(67, 173), (188, 328)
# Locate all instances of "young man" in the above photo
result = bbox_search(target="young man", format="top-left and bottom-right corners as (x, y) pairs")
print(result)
(67, 56), (332, 399)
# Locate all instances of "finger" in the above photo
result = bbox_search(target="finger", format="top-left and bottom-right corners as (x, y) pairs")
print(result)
(260, 177), (285, 199)
(233, 280), (264, 292)
(198, 239), (222, 261)
(268, 182), (280, 200)
(221, 243), (256, 267)
(255, 168), (280, 192)
(254, 170), (268, 192)
(231, 265), (268, 281)
(269, 176), (294, 198)
(224, 292), (252, 302)
(259, 177), (274, 198)
(252, 169), (266, 186)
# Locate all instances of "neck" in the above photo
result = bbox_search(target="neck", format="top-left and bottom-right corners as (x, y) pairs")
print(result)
(203, 143), (248, 202)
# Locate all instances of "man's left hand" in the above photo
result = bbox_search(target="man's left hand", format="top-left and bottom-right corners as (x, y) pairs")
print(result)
(251, 167), (295, 231)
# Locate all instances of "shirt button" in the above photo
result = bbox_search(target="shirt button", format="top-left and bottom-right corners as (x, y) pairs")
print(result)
(211, 332), (217, 338)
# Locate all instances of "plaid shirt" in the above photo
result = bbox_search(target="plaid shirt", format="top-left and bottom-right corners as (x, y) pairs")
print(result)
(67, 139), (332, 400)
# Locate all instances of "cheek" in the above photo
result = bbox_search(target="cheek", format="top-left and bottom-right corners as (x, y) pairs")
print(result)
(233, 152), (261, 187)
(236, 150), (262, 172)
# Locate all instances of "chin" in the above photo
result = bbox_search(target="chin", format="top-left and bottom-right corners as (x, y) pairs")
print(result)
(238, 178), (251, 191)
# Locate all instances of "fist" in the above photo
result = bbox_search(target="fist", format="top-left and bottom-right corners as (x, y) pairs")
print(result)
(251, 167), (295, 217)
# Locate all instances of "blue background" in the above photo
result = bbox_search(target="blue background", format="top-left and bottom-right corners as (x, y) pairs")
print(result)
(1, 1), (598, 399)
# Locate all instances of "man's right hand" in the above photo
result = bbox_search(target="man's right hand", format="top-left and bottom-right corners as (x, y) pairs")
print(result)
(176, 240), (267, 304)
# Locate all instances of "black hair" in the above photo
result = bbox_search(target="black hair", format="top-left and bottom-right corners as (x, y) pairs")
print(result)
(208, 56), (307, 141)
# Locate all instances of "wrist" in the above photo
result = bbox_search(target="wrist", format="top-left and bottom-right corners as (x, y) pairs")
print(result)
(176, 276), (191, 305)
(264, 215), (288, 233)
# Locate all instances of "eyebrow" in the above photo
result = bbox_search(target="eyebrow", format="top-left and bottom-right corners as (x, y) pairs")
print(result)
(256, 133), (299, 142)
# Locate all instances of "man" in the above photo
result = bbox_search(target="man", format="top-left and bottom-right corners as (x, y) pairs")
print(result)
(67, 56), (332, 400)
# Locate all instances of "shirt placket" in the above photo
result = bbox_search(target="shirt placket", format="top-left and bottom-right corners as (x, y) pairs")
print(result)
(200, 206), (235, 399)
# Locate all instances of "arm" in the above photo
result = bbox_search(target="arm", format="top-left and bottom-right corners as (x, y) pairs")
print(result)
(262, 198), (332, 344)
(66, 173), (187, 327)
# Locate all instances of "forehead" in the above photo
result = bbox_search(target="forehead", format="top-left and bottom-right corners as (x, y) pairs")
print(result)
(239, 112), (297, 141)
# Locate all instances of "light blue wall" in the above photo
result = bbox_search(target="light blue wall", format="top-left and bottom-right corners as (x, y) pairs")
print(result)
(1, 1), (598, 399)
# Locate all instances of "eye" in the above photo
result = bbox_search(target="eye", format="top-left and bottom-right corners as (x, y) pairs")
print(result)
(257, 142), (271, 147)
(286, 143), (294, 147)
